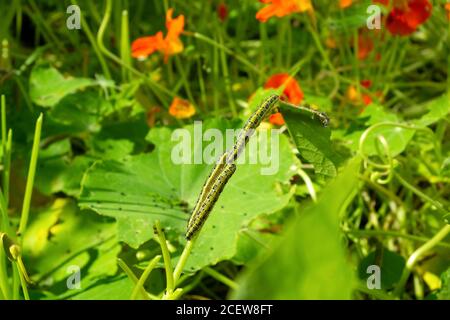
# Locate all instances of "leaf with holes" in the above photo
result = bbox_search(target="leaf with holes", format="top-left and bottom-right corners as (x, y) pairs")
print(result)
(280, 101), (339, 179)
(79, 118), (296, 270)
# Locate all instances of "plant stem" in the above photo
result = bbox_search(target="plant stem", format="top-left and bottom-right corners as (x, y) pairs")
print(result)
(297, 168), (317, 202)
(355, 283), (395, 300)
(187, 31), (261, 75)
(218, 31), (237, 117)
(12, 265), (19, 300)
(393, 172), (447, 216)
(1, 95), (6, 148)
(173, 239), (195, 284)
(3, 130), (11, 207)
(18, 114), (43, 238)
(344, 229), (450, 249)
(154, 221), (174, 294)
(117, 258), (154, 300)
(0, 239), (11, 300)
(120, 10), (131, 82)
(394, 225), (450, 297)
(130, 255), (161, 300)
(203, 267), (238, 290)
(16, 262), (29, 300)
(72, 0), (112, 79)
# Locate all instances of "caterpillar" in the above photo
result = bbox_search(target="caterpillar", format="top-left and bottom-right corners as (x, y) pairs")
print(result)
(188, 152), (228, 226)
(226, 94), (279, 163)
(185, 94), (330, 240)
(186, 163), (236, 240)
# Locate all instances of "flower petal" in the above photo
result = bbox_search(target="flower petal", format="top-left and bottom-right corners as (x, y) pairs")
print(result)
(169, 97), (196, 119)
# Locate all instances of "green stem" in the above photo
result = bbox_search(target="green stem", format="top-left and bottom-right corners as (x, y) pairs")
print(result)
(218, 31), (237, 117)
(3, 130), (12, 208)
(187, 31), (261, 75)
(297, 168), (317, 202)
(72, 0), (111, 79)
(174, 56), (195, 103)
(130, 255), (161, 300)
(355, 283), (396, 300)
(203, 267), (238, 290)
(117, 258), (154, 300)
(393, 172), (447, 216)
(18, 113), (43, 237)
(16, 262), (29, 300)
(0, 238), (11, 300)
(1, 95), (6, 148)
(120, 10), (131, 82)
(344, 230), (450, 249)
(96, 0), (174, 103)
(12, 265), (19, 300)
(306, 19), (336, 74)
(394, 225), (450, 297)
(154, 221), (174, 294)
(173, 239), (195, 284)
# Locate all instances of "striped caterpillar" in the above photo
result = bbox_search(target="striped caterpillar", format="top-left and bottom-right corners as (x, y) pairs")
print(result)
(185, 94), (330, 240)
(186, 162), (236, 240)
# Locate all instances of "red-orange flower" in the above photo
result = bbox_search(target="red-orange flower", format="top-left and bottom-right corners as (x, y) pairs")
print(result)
(357, 32), (374, 60)
(264, 73), (304, 126)
(340, 0), (353, 9)
(269, 113), (285, 126)
(217, 2), (228, 22)
(131, 8), (184, 62)
(256, 0), (313, 22)
(377, 0), (432, 36)
(446, 3), (450, 20)
(168, 97), (196, 119)
(264, 73), (304, 105)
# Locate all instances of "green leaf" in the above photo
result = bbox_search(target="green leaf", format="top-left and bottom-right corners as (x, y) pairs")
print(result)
(30, 64), (96, 107)
(414, 94), (450, 127)
(326, 0), (374, 32)
(280, 101), (339, 179)
(344, 104), (416, 157)
(232, 157), (361, 299)
(440, 157), (450, 178)
(79, 119), (297, 271)
(49, 91), (113, 133)
(436, 268), (450, 300)
(22, 198), (119, 298)
(358, 248), (405, 290)
(69, 275), (134, 300)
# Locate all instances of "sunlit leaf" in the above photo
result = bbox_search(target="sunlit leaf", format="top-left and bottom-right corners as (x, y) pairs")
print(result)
(30, 64), (96, 107)
(232, 157), (361, 299)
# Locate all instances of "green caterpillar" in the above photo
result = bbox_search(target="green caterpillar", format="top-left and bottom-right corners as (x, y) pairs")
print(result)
(185, 94), (330, 240)
(186, 162), (236, 240)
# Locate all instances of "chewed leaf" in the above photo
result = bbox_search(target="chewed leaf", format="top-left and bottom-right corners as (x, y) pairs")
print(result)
(79, 119), (297, 270)
(280, 103), (338, 179)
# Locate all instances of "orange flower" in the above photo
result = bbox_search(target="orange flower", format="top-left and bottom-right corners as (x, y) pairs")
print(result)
(130, 35), (161, 59)
(169, 97), (196, 119)
(268, 113), (285, 126)
(264, 73), (304, 105)
(346, 80), (381, 108)
(256, 0), (313, 22)
(131, 8), (184, 62)
(446, 3), (450, 20)
(340, 0), (352, 9)
(264, 73), (303, 126)
(325, 37), (337, 49)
